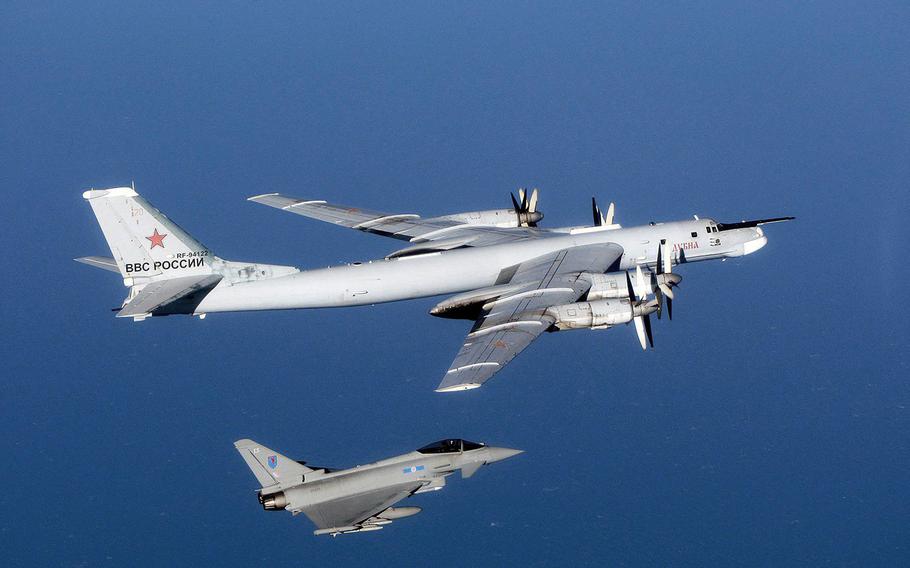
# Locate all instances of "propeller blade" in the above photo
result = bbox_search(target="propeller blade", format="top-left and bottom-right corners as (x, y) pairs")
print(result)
(667, 296), (673, 320)
(510, 192), (521, 213)
(528, 188), (539, 213)
(633, 316), (647, 350)
(518, 188), (527, 211)
(658, 282), (675, 300)
(662, 240), (672, 274)
(634, 265), (648, 300)
(655, 240), (666, 281)
(655, 286), (663, 320)
(625, 270), (635, 303)
(592, 197), (603, 226)
(643, 313), (654, 348)
(605, 202), (615, 226)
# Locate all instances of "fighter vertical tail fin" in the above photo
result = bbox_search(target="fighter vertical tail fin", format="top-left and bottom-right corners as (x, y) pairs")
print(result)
(234, 439), (313, 489)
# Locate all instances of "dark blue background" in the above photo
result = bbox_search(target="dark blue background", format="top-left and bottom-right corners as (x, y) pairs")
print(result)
(1, 2), (907, 566)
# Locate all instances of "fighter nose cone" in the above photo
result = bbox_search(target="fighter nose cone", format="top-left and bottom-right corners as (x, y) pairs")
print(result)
(486, 447), (524, 463)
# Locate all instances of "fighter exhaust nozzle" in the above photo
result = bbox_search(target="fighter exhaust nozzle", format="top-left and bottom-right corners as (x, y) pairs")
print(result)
(259, 491), (288, 511)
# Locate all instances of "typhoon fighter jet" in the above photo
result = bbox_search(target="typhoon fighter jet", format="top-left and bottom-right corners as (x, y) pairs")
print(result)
(78, 186), (792, 391)
(234, 438), (522, 536)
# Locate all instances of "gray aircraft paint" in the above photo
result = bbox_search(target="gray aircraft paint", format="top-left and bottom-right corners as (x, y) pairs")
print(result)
(79, 187), (790, 389)
(234, 438), (522, 536)
(80, 187), (766, 313)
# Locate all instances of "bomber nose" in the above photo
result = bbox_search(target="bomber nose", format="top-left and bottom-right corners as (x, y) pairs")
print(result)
(742, 229), (768, 255)
(485, 447), (524, 463)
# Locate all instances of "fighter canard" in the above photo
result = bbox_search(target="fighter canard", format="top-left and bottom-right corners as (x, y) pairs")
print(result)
(233, 438), (522, 536)
(78, 186), (793, 391)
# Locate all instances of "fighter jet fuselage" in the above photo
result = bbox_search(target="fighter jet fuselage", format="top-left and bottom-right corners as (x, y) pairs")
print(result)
(235, 438), (522, 536)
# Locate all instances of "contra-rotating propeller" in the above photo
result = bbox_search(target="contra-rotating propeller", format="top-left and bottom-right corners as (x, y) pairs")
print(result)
(626, 265), (658, 350)
(652, 239), (682, 320)
(592, 197), (615, 227)
(511, 188), (543, 227)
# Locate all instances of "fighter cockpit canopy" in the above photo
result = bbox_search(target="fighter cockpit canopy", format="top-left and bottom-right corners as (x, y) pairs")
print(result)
(417, 439), (486, 454)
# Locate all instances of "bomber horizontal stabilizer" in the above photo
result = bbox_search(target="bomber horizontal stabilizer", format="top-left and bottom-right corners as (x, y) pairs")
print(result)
(74, 256), (120, 273)
(117, 274), (222, 318)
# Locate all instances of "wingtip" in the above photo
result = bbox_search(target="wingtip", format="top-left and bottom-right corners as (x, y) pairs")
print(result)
(435, 383), (482, 393)
(247, 193), (280, 202)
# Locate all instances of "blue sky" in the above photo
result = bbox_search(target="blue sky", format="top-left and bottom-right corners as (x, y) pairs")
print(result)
(1, 2), (907, 566)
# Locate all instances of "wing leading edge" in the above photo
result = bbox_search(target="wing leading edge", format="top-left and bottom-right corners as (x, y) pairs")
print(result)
(437, 243), (624, 391)
(248, 193), (546, 249)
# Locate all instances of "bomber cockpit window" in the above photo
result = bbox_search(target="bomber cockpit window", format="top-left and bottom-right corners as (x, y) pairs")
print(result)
(461, 440), (486, 451)
(417, 439), (463, 454)
(691, 231), (698, 238)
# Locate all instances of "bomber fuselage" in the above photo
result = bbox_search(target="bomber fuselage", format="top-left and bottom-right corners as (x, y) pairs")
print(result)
(194, 218), (765, 314)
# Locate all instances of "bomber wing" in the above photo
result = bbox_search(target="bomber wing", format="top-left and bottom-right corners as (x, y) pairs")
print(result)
(248, 193), (545, 250)
(300, 481), (426, 536)
(436, 243), (624, 391)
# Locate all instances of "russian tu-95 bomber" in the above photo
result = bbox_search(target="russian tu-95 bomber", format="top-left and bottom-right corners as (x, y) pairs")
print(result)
(234, 438), (522, 536)
(78, 186), (792, 391)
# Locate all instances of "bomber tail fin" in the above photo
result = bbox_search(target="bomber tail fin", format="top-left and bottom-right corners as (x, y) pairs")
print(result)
(80, 186), (300, 320)
(81, 186), (217, 280)
(234, 439), (313, 489)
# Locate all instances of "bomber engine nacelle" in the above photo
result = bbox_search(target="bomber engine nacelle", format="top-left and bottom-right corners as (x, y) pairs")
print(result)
(436, 188), (543, 228)
(582, 270), (681, 304)
(547, 298), (635, 330)
(582, 272), (631, 301)
(259, 491), (289, 511)
(548, 297), (659, 331)
(440, 208), (542, 229)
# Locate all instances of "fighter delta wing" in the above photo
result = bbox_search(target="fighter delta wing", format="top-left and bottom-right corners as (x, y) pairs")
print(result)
(302, 482), (426, 535)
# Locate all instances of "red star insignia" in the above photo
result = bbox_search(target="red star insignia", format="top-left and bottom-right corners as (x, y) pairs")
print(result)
(146, 228), (167, 249)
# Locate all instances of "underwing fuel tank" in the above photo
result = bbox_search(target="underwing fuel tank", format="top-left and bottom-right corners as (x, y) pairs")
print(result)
(379, 507), (422, 520)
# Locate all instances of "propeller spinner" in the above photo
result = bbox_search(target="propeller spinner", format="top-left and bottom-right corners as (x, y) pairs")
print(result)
(511, 188), (543, 227)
